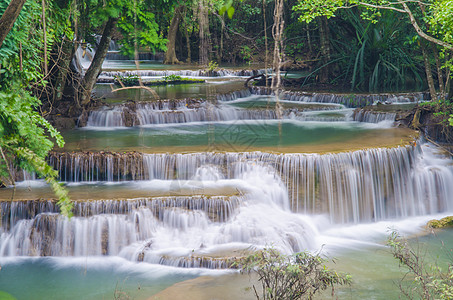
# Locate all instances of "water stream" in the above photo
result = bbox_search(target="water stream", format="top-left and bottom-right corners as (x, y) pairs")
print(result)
(1, 62), (452, 299)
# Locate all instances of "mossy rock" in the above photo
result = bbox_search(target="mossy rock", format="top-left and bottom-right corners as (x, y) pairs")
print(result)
(427, 216), (453, 229)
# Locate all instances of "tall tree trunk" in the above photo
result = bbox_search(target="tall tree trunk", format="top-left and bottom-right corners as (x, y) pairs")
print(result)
(317, 16), (331, 83)
(0, 0), (27, 48)
(182, 5), (191, 63)
(432, 45), (446, 99)
(164, 4), (184, 64)
(272, 0), (284, 122)
(198, 0), (210, 66)
(420, 43), (437, 100)
(263, 0), (269, 87)
(447, 79), (452, 100)
(50, 37), (74, 102)
(219, 16), (224, 62)
(212, 23), (220, 63)
(80, 17), (118, 106)
(184, 22), (191, 63)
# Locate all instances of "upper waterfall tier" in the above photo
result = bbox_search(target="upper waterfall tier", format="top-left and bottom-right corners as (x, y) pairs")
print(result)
(98, 69), (270, 79)
(80, 99), (349, 128)
(218, 87), (429, 107)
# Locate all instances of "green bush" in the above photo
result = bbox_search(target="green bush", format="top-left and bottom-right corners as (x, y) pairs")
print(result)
(113, 74), (140, 86)
(238, 247), (351, 300)
(163, 74), (183, 81)
(387, 231), (453, 300)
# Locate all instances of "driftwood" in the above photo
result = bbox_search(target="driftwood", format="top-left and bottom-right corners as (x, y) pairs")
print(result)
(244, 74), (266, 87)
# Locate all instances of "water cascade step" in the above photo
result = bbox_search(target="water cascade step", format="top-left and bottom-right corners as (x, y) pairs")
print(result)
(98, 69), (270, 80)
(81, 99), (350, 127)
(353, 109), (397, 123)
(217, 87), (429, 107)
(1, 163), (316, 261)
(43, 145), (453, 223)
(0, 195), (243, 257)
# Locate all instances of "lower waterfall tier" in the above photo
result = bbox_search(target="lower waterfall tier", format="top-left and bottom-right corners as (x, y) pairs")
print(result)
(1, 144), (452, 262)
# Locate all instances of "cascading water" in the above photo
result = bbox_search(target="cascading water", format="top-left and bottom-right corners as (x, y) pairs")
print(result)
(41, 144), (453, 223)
(218, 87), (428, 107)
(353, 109), (397, 123)
(2, 64), (452, 299)
(99, 69), (270, 79)
(0, 163), (317, 264)
(83, 99), (353, 128)
(3, 143), (452, 270)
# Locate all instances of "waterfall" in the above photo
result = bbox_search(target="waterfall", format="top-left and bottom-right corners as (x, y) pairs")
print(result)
(86, 106), (125, 127)
(218, 87), (429, 107)
(83, 100), (352, 128)
(353, 109), (396, 123)
(99, 69), (270, 79)
(2, 144), (452, 268)
(0, 195), (243, 257)
(0, 164), (316, 262)
(85, 102), (280, 127)
(46, 145), (453, 224)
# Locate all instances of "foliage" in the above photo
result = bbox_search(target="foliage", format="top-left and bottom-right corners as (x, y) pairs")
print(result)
(117, 0), (167, 57)
(293, 0), (401, 24)
(114, 74), (140, 86)
(0, 0), (73, 216)
(219, 0), (242, 19)
(207, 61), (219, 72)
(240, 45), (253, 64)
(430, 0), (453, 46)
(0, 85), (73, 217)
(0, 0), (44, 85)
(238, 247), (351, 300)
(163, 74), (182, 81)
(341, 9), (423, 92)
(387, 231), (453, 300)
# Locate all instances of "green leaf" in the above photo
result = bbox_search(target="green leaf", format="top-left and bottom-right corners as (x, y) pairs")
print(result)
(227, 6), (235, 19)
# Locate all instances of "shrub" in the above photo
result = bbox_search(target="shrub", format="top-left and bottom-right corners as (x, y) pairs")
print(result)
(238, 247), (351, 300)
(387, 231), (453, 300)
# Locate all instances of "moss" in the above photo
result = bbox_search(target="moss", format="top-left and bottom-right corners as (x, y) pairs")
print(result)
(427, 216), (453, 228)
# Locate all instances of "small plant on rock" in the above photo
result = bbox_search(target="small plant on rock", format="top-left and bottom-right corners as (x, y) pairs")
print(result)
(163, 74), (183, 81)
(114, 74), (140, 86)
(207, 61), (219, 72)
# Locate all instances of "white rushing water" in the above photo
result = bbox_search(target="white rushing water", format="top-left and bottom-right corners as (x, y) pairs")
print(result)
(2, 144), (453, 267)
(218, 87), (428, 107)
(82, 87), (420, 128)
(84, 100), (353, 128)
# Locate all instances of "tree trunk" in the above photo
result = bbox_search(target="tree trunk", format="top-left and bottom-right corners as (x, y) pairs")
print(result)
(80, 17), (118, 106)
(447, 79), (452, 100)
(164, 4), (184, 64)
(219, 16), (224, 62)
(432, 45), (446, 99)
(0, 0), (27, 48)
(184, 22), (191, 63)
(51, 37), (75, 102)
(263, 0), (268, 87)
(198, 0), (210, 66)
(272, 0), (284, 123)
(420, 43), (437, 100)
(318, 16), (331, 83)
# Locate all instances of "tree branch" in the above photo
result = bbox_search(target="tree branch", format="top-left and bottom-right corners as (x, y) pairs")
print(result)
(400, 0), (453, 50)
